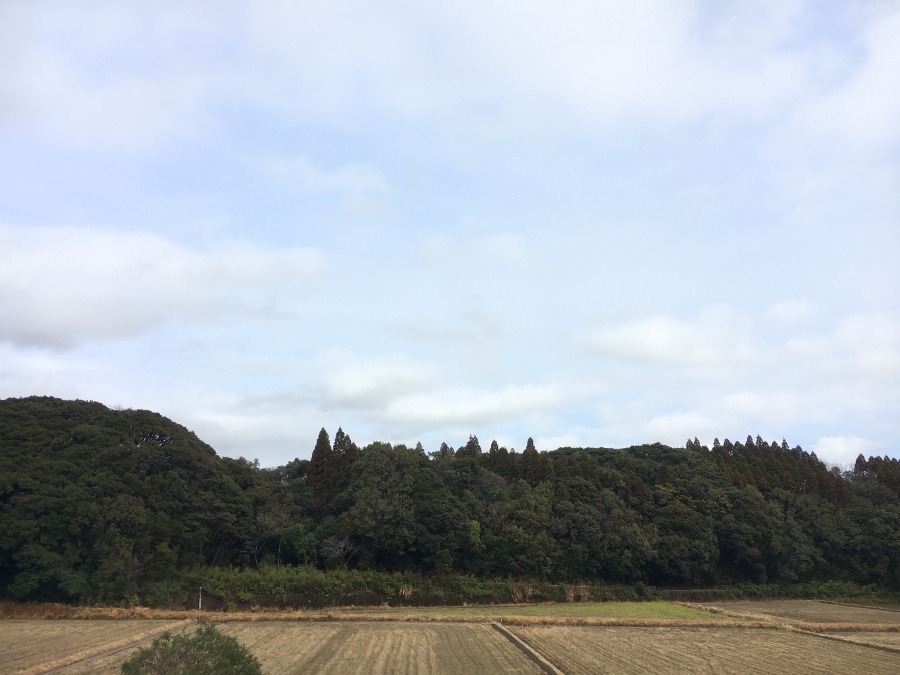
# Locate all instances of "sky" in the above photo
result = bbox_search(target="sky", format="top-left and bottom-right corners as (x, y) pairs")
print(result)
(1, 1), (898, 468)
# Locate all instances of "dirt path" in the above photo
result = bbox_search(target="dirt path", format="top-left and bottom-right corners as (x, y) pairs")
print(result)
(491, 623), (564, 675)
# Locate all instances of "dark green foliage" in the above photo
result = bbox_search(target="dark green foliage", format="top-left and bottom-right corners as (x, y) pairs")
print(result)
(856, 454), (900, 497)
(0, 396), (253, 603)
(120, 624), (261, 675)
(336, 442), (470, 573)
(1, 395), (899, 606)
(456, 434), (482, 458)
(306, 428), (334, 516)
(306, 427), (360, 518)
(184, 565), (892, 607)
(521, 437), (546, 485)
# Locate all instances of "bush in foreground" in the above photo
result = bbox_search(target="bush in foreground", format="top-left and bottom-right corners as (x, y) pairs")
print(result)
(121, 623), (261, 675)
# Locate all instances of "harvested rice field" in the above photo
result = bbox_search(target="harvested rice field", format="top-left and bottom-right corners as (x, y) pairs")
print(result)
(702, 599), (900, 625)
(0, 619), (190, 674)
(511, 625), (900, 674)
(3, 600), (900, 674)
(821, 631), (900, 650)
(219, 621), (542, 674)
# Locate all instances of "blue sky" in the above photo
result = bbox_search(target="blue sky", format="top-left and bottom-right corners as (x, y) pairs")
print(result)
(2, 1), (898, 467)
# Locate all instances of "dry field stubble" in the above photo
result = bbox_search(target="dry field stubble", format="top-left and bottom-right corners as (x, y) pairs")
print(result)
(510, 625), (900, 675)
(0, 619), (190, 675)
(4, 600), (899, 674)
(700, 599), (900, 626)
(219, 621), (543, 675)
(821, 631), (900, 650)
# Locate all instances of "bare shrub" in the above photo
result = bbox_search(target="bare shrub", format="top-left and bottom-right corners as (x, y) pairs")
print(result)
(319, 536), (358, 569)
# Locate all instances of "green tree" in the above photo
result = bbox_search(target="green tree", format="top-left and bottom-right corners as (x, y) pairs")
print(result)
(337, 443), (469, 572)
(306, 428), (335, 515)
(521, 437), (545, 485)
(121, 624), (261, 675)
(457, 434), (482, 459)
(333, 427), (360, 466)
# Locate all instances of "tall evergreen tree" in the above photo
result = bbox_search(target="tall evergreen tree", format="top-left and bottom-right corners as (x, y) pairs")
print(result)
(306, 428), (334, 515)
(458, 434), (482, 458)
(435, 442), (454, 461)
(522, 437), (544, 485)
(333, 427), (359, 463)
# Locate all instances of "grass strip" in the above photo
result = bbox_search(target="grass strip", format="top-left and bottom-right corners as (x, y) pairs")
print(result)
(324, 601), (731, 620)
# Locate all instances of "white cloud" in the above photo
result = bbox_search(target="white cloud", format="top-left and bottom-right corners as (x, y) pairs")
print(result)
(476, 233), (529, 265)
(785, 314), (900, 385)
(420, 230), (529, 269)
(718, 391), (803, 427)
(832, 314), (900, 378)
(759, 7), (900, 238)
(312, 347), (565, 431)
(579, 306), (900, 451)
(792, 7), (900, 151)
(0, 3), (233, 152)
(266, 155), (390, 196)
(383, 384), (564, 428)
(641, 410), (714, 445)
(579, 307), (759, 370)
(2, 2), (848, 153)
(813, 435), (878, 468)
(1, 3), (897, 464)
(582, 307), (900, 387)
(182, 404), (321, 467)
(0, 225), (326, 348)
(766, 300), (818, 323)
(397, 310), (501, 348)
(536, 433), (585, 452)
(321, 355), (433, 409)
(397, 1), (795, 135)
(265, 155), (393, 220)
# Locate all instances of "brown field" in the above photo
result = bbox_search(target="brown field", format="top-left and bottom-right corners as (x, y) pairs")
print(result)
(218, 621), (543, 674)
(0, 620), (542, 675)
(700, 599), (900, 626)
(0, 619), (190, 674)
(3, 600), (899, 674)
(511, 625), (900, 674)
(821, 631), (900, 650)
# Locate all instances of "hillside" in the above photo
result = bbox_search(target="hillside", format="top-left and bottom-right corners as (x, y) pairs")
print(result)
(0, 396), (253, 603)
(0, 396), (898, 606)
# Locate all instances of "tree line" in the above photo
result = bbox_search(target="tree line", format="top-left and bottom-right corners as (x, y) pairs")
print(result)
(0, 396), (897, 606)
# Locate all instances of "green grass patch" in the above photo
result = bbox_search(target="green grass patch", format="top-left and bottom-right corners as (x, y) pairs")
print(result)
(329, 601), (724, 621)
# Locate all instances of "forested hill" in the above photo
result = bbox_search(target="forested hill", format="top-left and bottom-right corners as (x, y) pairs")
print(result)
(1, 396), (898, 605)
(0, 396), (252, 603)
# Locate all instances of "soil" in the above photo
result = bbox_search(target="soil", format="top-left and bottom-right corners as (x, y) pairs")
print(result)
(511, 625), (900, 675)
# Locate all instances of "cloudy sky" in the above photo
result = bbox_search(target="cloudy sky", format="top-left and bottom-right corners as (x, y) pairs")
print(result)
(2, 1), (898, 467)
